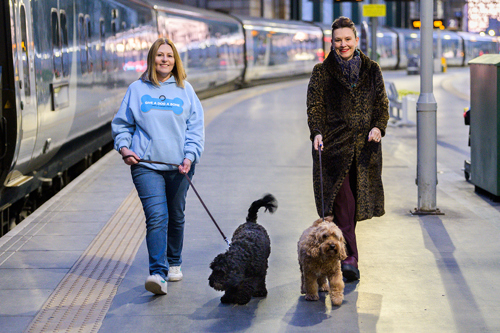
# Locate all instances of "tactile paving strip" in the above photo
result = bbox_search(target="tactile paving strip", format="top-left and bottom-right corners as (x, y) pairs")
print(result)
(26, 190), (145, 333)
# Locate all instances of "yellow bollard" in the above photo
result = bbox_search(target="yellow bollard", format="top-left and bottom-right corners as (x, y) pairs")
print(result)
(441, 57), (447, 72)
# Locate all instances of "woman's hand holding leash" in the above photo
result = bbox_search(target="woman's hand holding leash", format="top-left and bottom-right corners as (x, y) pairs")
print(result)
(178, 158), (192, 174)
(120, 147), (140, 165)
(314, 134), (324, 151)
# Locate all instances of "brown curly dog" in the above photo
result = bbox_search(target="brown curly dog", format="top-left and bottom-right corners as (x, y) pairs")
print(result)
(297, 216), (347, 306)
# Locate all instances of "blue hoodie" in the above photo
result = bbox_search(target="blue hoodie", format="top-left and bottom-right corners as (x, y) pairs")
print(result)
(111, 76), (204, 171)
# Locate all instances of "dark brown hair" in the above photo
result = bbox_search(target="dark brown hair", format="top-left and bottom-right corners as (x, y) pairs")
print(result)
(140, 38), (186, 88)
(331, 16), (357, 38)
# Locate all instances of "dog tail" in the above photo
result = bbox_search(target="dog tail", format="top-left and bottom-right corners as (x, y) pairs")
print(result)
(246, 194), (278, 223)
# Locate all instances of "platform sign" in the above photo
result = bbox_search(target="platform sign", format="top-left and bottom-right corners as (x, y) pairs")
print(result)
(363, 4), (386, 17)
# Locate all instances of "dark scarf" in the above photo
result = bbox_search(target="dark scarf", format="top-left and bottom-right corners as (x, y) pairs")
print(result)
(332, 48), (361, 88)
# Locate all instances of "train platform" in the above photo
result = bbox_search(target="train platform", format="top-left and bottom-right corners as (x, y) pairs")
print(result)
(1, 67), (500, 333)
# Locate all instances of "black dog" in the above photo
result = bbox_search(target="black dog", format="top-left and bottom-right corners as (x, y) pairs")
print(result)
(208, 194), (277, 305)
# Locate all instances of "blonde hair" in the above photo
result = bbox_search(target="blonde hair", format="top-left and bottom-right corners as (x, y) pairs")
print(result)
(140, 38), (186, 88)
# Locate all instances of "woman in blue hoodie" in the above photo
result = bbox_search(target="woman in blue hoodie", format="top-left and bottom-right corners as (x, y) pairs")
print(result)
(112, 38), (205, 295)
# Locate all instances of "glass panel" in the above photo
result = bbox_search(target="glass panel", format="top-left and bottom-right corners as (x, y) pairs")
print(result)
(60, 11), (69, 77)
(20, 5), (31, 96)
(86, 16), (92, 73)
(99, 19), (105, 72)
(78, 15), (87, 74)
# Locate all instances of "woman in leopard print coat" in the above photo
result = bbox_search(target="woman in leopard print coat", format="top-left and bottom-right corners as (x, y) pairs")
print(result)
(306, 16), (389, 281)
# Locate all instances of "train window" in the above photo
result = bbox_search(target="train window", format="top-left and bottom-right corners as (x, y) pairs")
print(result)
(100, 18), (105, 38)
(20, 5), (31, 98)
(99, 18), (105, 72)
(86, 17), (92, 39)
(60, 10), (69, 77)
(51, 9), (62, 80)
(78, 14), (88, 74)
(111, 21), (116, 36)
(51, 12), (60, 52)
(60, 12), (68, 47)
(85, 15), (92, 73)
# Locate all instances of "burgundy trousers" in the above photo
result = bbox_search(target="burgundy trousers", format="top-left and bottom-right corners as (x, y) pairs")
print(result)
(333, 172), (358, 261)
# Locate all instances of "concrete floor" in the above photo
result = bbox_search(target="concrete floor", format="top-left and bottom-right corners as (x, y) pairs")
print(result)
(101, 68), (500, 332)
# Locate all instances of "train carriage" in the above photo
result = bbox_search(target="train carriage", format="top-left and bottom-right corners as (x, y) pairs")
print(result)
(1, 0), (157, 228)
(235, 15), (323, 82)
(153, 0), (245, 94)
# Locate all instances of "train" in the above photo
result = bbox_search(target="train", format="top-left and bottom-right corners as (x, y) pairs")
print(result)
(1, 0), (499, 235)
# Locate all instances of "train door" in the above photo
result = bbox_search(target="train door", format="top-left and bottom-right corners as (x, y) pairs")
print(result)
(10, 0), (37, 170)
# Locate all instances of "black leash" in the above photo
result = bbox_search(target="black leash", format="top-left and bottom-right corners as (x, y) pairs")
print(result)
(123, 155), (230, 246)
(318, 144), (325, 222)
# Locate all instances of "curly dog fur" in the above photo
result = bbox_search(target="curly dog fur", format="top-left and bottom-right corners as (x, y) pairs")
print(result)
(297, 216), (347, 306)
(208, 194), (277, 305)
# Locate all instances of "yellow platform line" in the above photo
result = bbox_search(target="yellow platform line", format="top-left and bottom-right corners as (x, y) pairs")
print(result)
(26, 190), (145, 333)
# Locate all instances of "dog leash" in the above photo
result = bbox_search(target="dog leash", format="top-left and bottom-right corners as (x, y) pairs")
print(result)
(318, 144), (325, 222)
(122, 155), (230, 246)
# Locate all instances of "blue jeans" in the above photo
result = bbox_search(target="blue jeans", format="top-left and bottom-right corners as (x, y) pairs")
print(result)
(131, 164), (195, 279)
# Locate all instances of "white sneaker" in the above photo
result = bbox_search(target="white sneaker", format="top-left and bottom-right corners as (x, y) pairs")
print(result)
(167, 266), (183, 282)
(145, 274), (167, 295)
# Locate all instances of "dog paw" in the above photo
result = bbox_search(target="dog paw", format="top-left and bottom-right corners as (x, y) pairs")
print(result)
(220, 294), (235, 304)
(318, 284), (329, 292)
(304, 294), (319, 301)
(236, 295), (252, 305)
(331, 296), (343, 306)
(253, 289), (267, 297)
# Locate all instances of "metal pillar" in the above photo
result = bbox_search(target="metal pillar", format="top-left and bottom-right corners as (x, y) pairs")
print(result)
(313, 0), (322, 22)
(413, 0), (443, 215)
(352, 3), (360, 24)
(386, 2), (394, 27)
(333, 2), (341, 18)
(290, 0), (301, 20)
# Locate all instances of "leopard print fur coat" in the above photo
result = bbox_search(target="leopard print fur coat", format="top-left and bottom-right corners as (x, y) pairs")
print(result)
(307, 50), (389, 222)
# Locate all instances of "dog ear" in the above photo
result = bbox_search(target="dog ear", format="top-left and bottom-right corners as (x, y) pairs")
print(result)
(312, 218), (324, 227)
(307, 246), (320, 258)
(331, 227), (348, 260)
(304, 230), (322, 257)
(210, 253), (227, 270)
